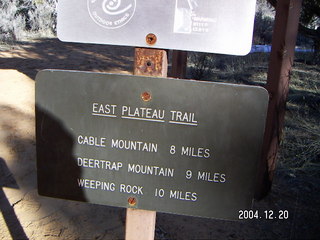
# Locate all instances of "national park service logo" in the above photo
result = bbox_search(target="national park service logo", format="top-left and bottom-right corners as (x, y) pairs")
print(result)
(87, 0), (136, 29)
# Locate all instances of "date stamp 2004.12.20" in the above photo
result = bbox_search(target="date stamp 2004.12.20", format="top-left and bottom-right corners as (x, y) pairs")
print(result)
(238, 210), (289, 220)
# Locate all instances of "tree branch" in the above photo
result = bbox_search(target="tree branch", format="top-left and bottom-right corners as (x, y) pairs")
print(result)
(299, 23), (320, 40)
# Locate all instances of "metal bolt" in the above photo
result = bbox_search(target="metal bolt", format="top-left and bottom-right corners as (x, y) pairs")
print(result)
(141, 91), (152, 102)
(128, 197), (137, 206)
(146, 33), (157, 45)
(146, 60), (152, 67)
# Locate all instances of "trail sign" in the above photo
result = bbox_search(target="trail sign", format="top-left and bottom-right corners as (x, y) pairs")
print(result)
(57, 0), (257, 55)
(36, 70), (268, 220)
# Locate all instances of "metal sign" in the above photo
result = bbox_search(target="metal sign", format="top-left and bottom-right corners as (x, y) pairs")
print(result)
(36, 70), (268, 220)
(57, 0), (257, 55)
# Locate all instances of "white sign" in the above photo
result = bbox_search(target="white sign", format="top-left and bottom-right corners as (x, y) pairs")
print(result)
(58, 0), (256, 55)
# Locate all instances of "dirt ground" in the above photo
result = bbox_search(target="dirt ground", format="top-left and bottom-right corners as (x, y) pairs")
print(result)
(0, 38), (319, 240)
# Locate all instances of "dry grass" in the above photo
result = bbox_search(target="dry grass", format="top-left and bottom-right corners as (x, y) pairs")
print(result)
(280, 62), (320, 175)
(0, 0), (57, 42)
(188, 52), (270, 86)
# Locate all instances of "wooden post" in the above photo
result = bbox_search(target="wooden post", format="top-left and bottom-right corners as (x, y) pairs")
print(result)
(171, 50), (187, 79)
(125, 209), (156, 240)
(255, 0), (302, 199)
(125, 47), (168, 240)
(133, 48), (168, 77)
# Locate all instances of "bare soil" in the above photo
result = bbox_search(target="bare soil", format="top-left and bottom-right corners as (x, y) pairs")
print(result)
(0, 38), (319, 240)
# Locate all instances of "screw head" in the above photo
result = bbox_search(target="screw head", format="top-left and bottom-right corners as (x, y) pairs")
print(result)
(146, 33), (157, 45)
(128, 197), (137, 206)
(141, 91), (152, 102)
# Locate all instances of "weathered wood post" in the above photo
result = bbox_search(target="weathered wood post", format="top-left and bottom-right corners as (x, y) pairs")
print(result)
(171, 50), (188, 79)
(255, 0), (302, 199)
(125, 47), (168, 240)
(125, 208), (156, 240)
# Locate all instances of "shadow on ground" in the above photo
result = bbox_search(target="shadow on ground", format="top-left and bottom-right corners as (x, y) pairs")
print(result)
(0, 158), (29, 240)
(0, 104), (126, 239)
(0, 38), (134, 79)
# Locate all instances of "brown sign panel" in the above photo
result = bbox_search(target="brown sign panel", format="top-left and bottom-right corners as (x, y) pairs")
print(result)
(36, 70), (268, 219)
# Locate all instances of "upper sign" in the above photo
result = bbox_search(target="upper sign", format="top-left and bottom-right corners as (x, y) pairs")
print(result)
(36, 70), (268, 220)
(57, 0), (257, 55)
